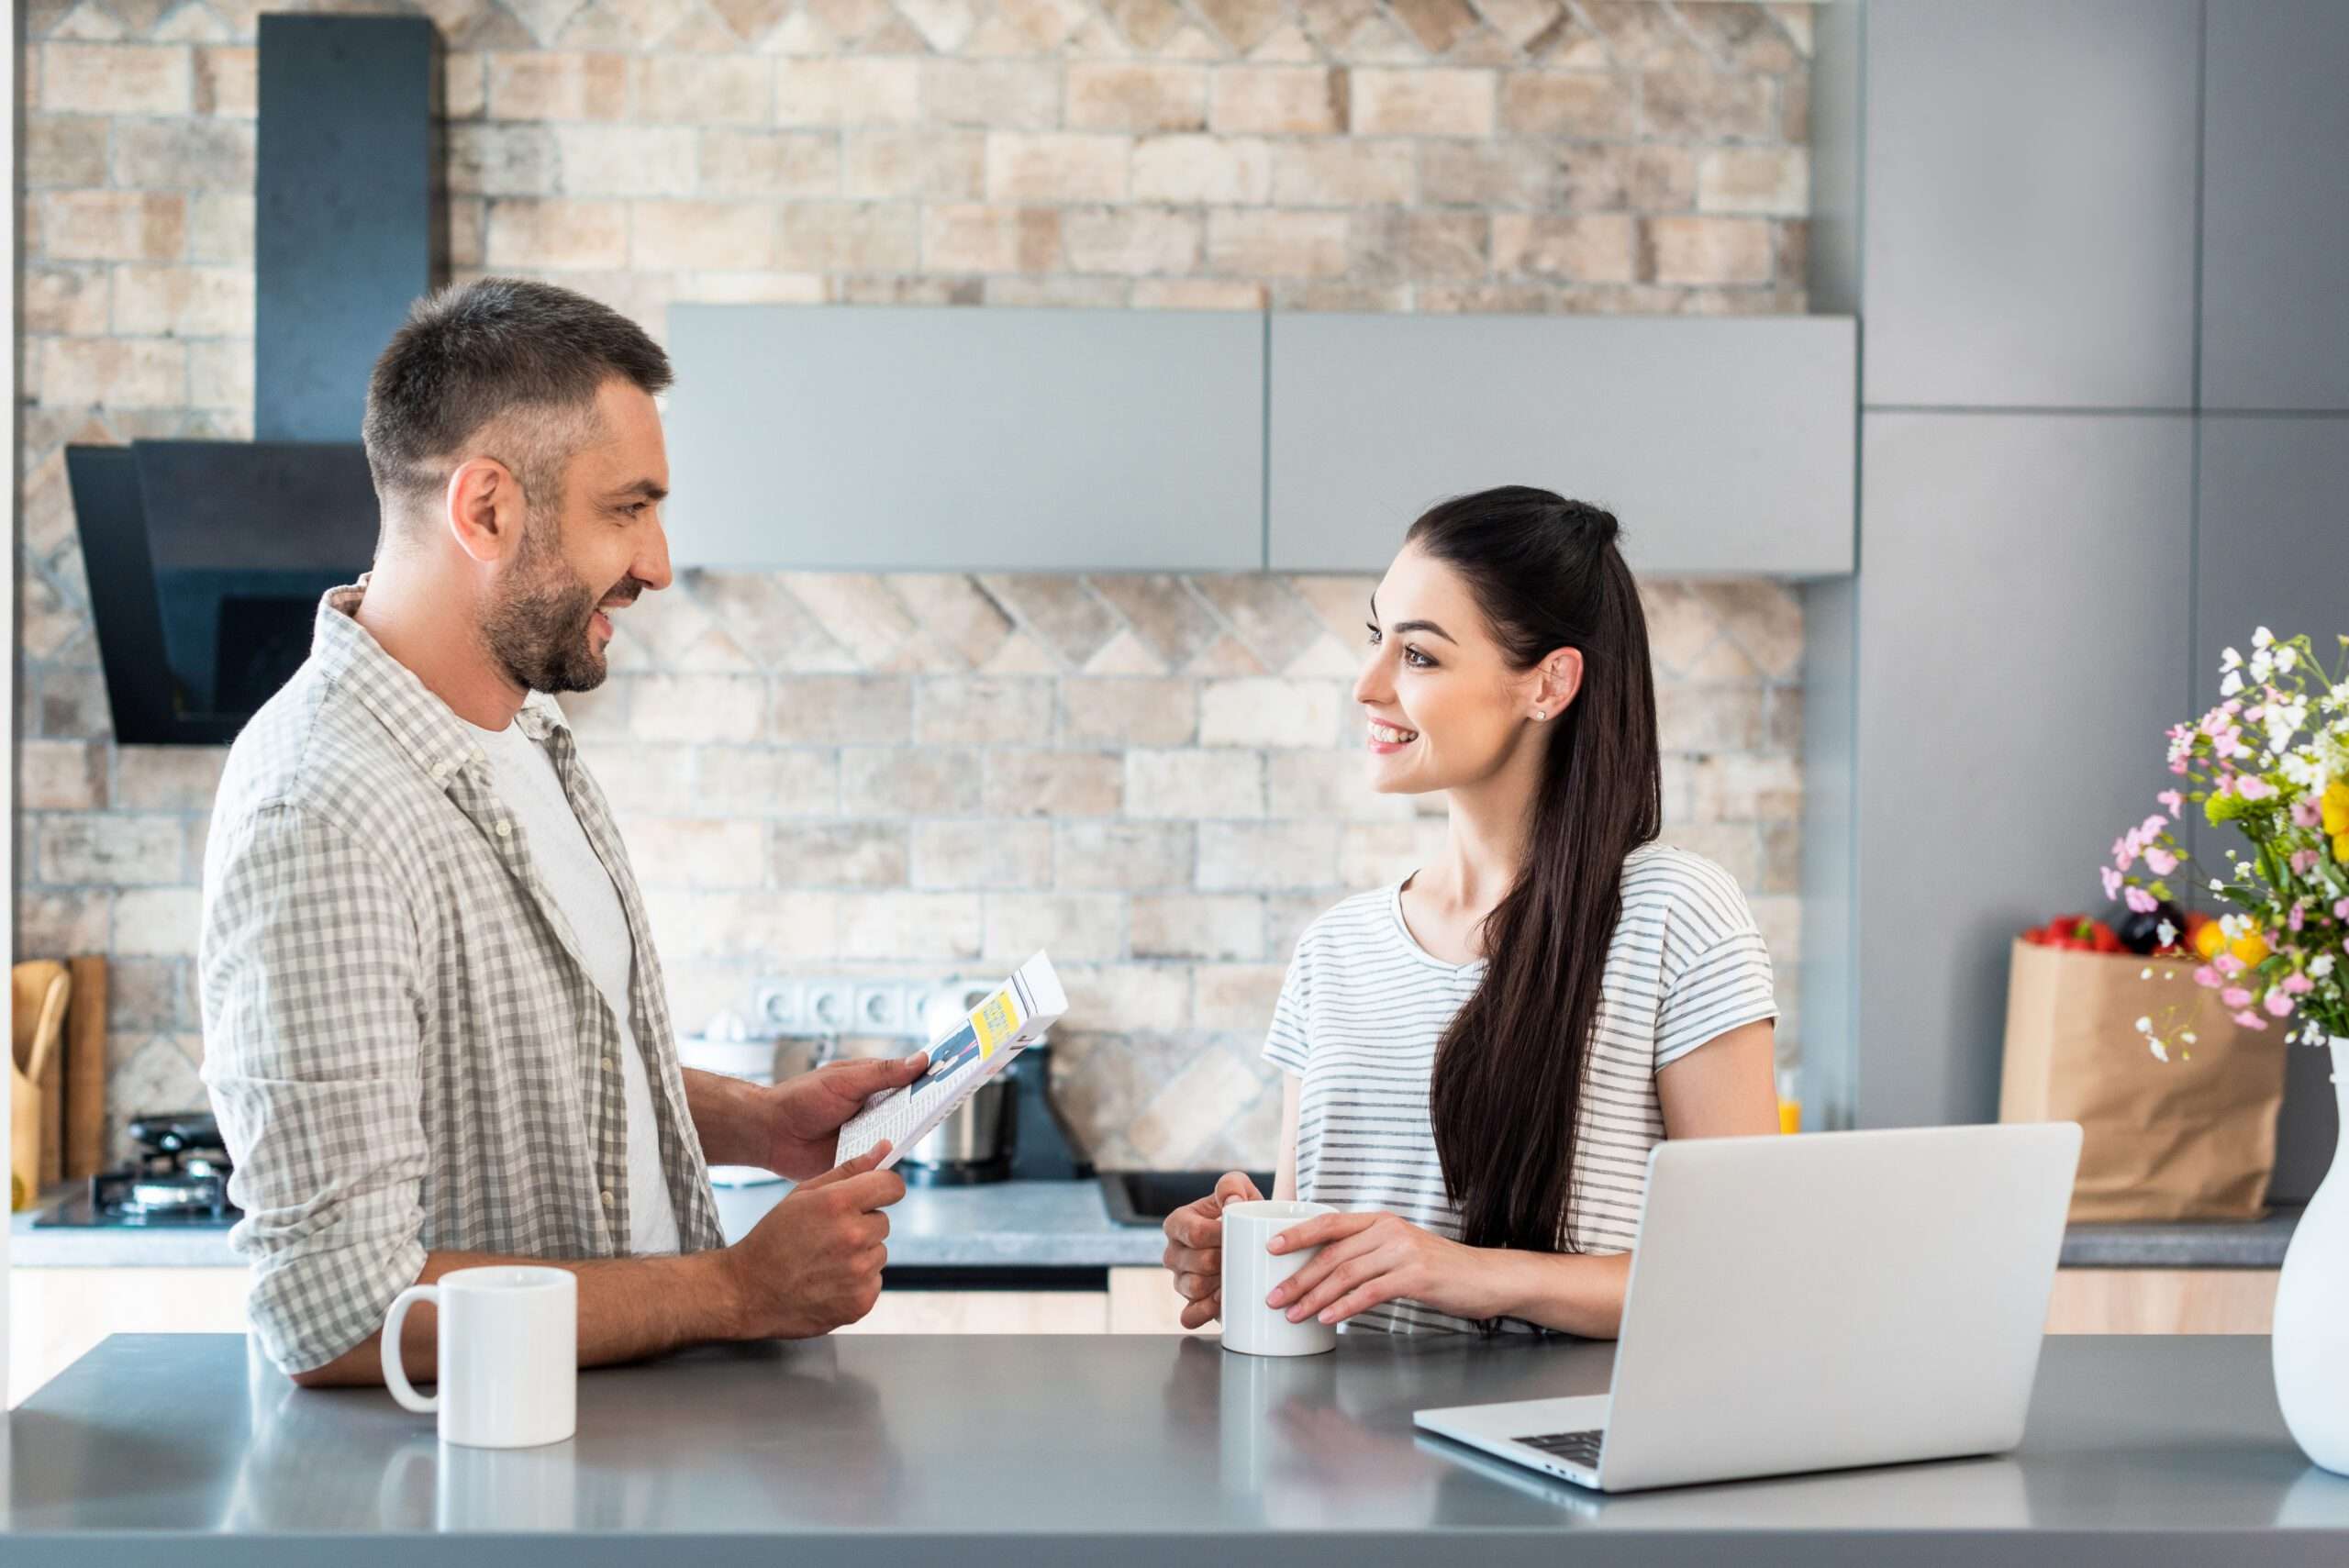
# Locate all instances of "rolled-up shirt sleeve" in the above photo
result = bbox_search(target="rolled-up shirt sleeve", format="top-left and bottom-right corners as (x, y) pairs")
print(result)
(200, 802), (430, 1374)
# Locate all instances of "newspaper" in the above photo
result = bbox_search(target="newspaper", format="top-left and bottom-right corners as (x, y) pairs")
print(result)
(834, 951), (1068, 1171)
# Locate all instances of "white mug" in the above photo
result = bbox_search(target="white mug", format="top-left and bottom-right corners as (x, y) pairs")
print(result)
(1220, 1199), (1341, 1357)
(383, 1266), (577, 1448)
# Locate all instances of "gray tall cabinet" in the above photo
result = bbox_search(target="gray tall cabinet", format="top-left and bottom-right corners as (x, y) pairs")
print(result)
(1803, 0), (2348, 1199)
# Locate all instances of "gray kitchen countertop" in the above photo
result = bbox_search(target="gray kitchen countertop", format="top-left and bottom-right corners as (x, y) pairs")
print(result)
(8, 1180), (2305, 1272)
(7, 1177), (1168, 1271)
(3, 1331), (2345, 1566)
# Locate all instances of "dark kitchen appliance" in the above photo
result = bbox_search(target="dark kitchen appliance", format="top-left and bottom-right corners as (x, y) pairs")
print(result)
(36, 1111), (240, 1229)
(68, 16), (441, 744)
(1099, 1170), (1277, 1228)
(896, 1043), (1096, 1188)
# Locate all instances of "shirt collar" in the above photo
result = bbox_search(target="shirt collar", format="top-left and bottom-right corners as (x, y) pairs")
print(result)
(314, 579), (573, 790)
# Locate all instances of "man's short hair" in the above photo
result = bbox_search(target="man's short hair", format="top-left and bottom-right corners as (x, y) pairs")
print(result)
(362, 276), (672, 521)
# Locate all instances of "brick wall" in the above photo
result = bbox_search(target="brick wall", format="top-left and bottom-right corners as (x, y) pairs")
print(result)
(15, 0), (1812, 1166)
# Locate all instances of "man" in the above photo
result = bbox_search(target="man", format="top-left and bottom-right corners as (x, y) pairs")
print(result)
(200, 277), (920, 1386)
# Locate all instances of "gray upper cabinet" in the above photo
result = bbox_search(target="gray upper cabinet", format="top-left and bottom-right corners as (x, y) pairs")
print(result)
(1861, 0), (2199, 410)
(1265, 314), (1856, 577)
(2200, 1), (2349, 411)
(1853, 412), (2192, 1130)
(2192, 415), (2349, 1199)
(663, 305), (1264, 572)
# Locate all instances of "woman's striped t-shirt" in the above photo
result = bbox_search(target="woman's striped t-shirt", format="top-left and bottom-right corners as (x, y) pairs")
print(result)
(1262, 843), (1778, 1337)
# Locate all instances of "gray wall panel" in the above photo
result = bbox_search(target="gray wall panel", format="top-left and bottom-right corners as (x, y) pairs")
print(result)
(664, 305), (1264, 572)
(1862, 0), (2199, 410)
(1266, 314), (1856, 576)
(2200, 0), (2349, 411)
(1799, 575), (1859, 1132)
(1806, 0), (1864, 319)
(1855, 413), (2193, 1129)
(2192, 415), (2349, 1199)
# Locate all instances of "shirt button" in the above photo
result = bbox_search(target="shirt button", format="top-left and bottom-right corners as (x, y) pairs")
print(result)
(600, 1190), (615, 1207)
(431, 762), (451, 781)
(495, 820), (512, 838)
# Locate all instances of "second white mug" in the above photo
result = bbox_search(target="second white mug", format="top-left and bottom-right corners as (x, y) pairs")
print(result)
(383, 1265), (577, 1449)
(1220, 1199), (1341, 1357)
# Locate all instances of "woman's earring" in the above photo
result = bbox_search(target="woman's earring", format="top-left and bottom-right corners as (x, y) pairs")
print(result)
(1533, 709), (1546, 721)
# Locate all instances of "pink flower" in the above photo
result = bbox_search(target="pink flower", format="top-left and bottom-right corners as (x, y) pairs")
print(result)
(2216, 953), (2247, 977)
(2234, 1010), (2269, 1030)
(2222, 986), (2254, 1009)
(2193, 965), (2224, 988)
(2291, 849), (2320, 876)
(2142, 814), (2168, 838)
(2235, 774), (2276, 801)
(2284, 974), (2316, 995)
(2290, 905), (2307, 932)
(2266, 990), (2296, 1018)
(2146, 847), (2178, 875)
(2293, 799), (2324, 828)
(2159, 790), (2185, 815)
(2334, 898), (2349, 921)
(2100, 866), (2124, 901)
(2124, 886), (2159, 914)
(2170, 760), (2189, 775)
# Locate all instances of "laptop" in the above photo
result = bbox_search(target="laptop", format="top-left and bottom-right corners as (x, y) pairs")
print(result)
(1413, 1122), (2082, 1494)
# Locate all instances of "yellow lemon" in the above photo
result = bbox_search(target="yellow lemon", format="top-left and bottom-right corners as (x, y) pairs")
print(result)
(2324, 781), (2349, 837)
(2192, 921), (2230, 960)
(2229, 930), (2273, 970)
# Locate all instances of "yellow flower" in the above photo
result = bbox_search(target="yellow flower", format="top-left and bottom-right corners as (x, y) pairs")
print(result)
(2335, 831), (2349, 866)
(2230, 930), (2273, 970)
(2324, 780), (2349, 837)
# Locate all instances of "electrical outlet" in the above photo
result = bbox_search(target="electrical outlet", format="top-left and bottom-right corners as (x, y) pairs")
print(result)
(854, 984), (900, 1033)
(806, 982), (853, 1034)
(754, 982), (801, 1032)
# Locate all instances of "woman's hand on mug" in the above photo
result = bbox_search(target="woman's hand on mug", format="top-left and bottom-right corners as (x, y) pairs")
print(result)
(1160, 1171), (1264, 1330)
(1264, 1209), (1489, 1327)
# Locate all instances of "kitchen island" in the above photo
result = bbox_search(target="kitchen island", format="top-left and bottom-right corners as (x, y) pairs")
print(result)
(4, 1332), (2344, 1566)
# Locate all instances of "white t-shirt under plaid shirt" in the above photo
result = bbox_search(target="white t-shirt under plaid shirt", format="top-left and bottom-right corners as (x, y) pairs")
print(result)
(1262, 844), (1778, 1337)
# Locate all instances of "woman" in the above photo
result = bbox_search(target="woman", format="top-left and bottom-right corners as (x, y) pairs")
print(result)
(1162, 487), (1781, 1338)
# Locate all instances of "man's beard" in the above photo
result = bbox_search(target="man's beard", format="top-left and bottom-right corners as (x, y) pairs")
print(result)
(482, 510), (632, 696)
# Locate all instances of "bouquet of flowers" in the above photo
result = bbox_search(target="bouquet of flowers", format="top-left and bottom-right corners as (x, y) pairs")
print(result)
(2107, 628), (2349, 1062)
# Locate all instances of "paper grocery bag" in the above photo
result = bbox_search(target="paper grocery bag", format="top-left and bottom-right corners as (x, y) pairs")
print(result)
(1998, 939), (2288, 1223)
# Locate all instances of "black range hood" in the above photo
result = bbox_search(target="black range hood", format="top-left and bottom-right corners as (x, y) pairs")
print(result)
(71, 15), (441, 744)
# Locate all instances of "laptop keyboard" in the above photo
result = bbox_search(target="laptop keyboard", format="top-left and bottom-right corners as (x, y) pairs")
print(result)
(1516, 1429), (1605, 1469)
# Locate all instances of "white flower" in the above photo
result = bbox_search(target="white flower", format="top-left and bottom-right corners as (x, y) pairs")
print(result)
(2313, 955), (2337, 979)
(2211, 877), (2227, 892)
(2221, 913), (2250, 940)
(2180, 1031), (2198, 1045)
(2156, 921), (2177, 947)
(2221, 671), (2246, 696)
(2251, 651), (2275, 683)
(2139, 967), (2154, 979)
(2277, 646), (2299, 672)
(2221, 647), (2244, 671)
(2134, 1016), (2154, 1033)
(2254, 627), (2275, 649)
(2148, 1038), (2169, 1062)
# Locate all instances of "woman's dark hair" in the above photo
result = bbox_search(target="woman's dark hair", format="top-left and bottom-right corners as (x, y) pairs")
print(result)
(1409, 486), (1662, 1286)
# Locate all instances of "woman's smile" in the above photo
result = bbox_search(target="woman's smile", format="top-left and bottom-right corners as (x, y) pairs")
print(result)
(1368, 718), (1419, 753)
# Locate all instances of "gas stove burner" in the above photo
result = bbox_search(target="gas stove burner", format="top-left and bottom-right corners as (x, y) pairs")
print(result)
(94, 1168), (236, 1221)
(87, 1108), (240, 1223)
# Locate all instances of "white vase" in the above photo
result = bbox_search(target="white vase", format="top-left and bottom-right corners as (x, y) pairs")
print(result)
(2274, 1034), (2349, 1473)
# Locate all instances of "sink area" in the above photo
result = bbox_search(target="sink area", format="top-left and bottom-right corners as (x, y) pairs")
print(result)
(1099, 1171), (1275, 1228)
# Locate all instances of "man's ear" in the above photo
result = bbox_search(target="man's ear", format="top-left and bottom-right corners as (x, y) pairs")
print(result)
(443, 457), (525, 566)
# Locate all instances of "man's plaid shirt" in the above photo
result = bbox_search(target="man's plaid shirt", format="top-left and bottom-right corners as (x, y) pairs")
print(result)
(200, 583), (724, 1373)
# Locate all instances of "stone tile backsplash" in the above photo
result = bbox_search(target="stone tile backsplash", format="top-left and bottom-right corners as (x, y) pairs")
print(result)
(13, 0), (1813, 1166)
(18, 566), (1804, 1169)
